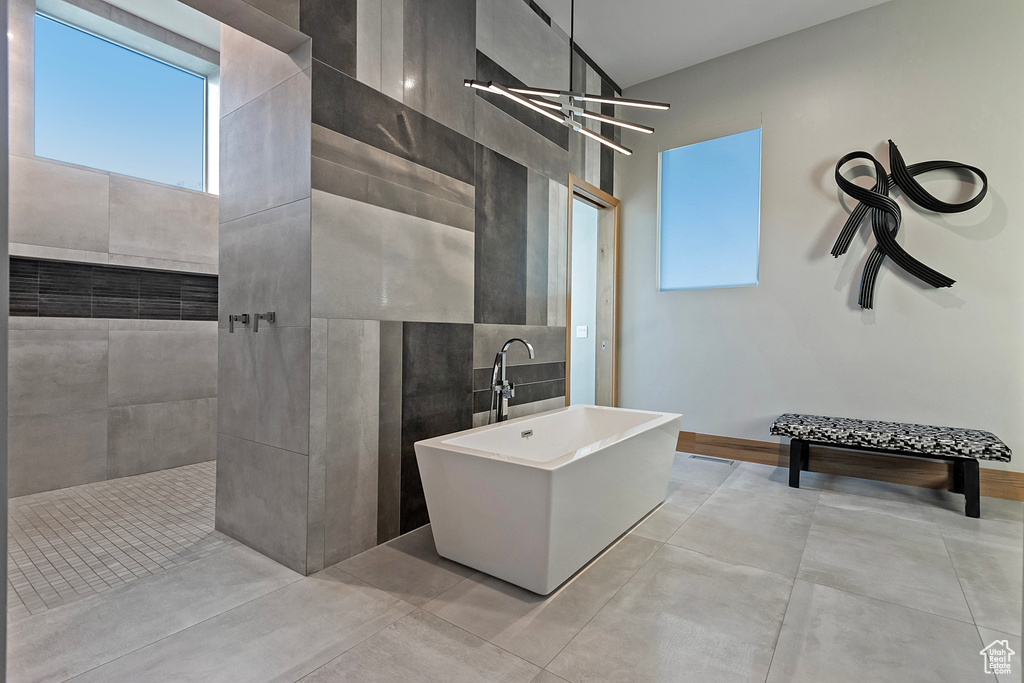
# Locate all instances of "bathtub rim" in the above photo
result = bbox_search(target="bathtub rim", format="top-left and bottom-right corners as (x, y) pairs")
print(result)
(414, 404), (682, 471)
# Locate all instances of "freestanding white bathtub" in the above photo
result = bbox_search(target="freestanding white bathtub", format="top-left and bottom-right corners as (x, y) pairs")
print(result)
(415, 405), (682, 594)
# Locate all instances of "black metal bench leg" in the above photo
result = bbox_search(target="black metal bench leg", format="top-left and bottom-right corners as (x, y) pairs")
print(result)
(963, 459), (980, 518)
(952, 460), (964, 494)
(789, 440), (808, 488)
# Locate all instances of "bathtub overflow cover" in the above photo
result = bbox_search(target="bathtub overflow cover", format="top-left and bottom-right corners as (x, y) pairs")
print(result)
(521, 429), (533, 439)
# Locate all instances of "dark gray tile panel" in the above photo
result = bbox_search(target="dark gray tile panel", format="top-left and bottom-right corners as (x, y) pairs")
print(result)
(475, 50), (569, 150)
(300, 0), (356, 76)
(472, 378), (565, 413)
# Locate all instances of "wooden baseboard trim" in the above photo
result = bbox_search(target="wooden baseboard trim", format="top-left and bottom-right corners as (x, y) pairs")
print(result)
(677, 431), (1024, 502)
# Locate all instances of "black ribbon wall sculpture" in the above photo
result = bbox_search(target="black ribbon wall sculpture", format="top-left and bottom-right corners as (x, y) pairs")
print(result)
(832, 140), (988, 309)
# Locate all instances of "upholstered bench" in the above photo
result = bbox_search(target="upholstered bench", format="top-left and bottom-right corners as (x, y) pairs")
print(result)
(770, 413), (1012, 518)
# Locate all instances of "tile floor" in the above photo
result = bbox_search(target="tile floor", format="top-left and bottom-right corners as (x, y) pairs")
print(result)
(8, 461), (235, 620)
(7, 454), (1023, 682)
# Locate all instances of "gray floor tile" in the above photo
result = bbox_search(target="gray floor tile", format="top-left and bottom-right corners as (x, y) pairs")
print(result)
(977, 627), (1020, 683)
(822, 474), (963, 510)
(818, 489), (935, 525)
(943, 530), (1023, 636)
(546, 545), (793, 682)
(631, 502), (696, 543)
(531, 671), (570, 683)
(425, 534), (661, 668)
(8, 545), (300, 683)
(798, 503), (972, 622)
(336, 525), (476, 607)
(666, 486), (816, 577)
(767, 580), (987, 683)
(667, 454), (738, 499)
(72, 567), (414, 683)
(721, 461), (827, 499)
(299, 609), (540, 682)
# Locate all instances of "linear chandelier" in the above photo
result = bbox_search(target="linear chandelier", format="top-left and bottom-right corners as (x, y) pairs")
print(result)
(464, 0), (669, 156)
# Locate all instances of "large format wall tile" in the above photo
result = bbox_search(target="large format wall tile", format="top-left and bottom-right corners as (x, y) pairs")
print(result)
(9, 0), (34, 157)
(324, 319), (380, 565)
(475, 51), (568, 150)
(109, 176), (218, 266)
(312, 62), (475, 186)
(402, 0), (476, 139)
(9, 410), (108, 497)
(9, 327), (108, 416)
(220, 198), (311, 329)
(400, 322), (473, 533)
(220, 69), (312, 223)
(9, 157), (109, 253)
(547, 179), (569, 326)
(380, 0), (404, 101)
(474, 98), (569, 185)
(377, 320), (403, 543)
(355, 0), (382, 89)
(473, 323), (566, 368)
(300, 0), (357, 76)
(216, 434), (310, 574)
(108, 323), (218, 406)
(221, 24), (310, 117)
(311, 191), (474, 323)
(476, 0), (569, 91)
(475, 145), (529, 325)
(307, 318), (328, 574)
(247, 0), (300, 29)
(108, 398), (217, 478)
(526, 170), (551, 325)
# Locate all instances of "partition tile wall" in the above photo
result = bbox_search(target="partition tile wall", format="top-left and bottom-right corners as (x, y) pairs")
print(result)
(6, 0), (220, 497)
(214, 0), (621, 574)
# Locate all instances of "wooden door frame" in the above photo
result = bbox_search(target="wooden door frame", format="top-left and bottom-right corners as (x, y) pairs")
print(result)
(565, 173), (621, 407)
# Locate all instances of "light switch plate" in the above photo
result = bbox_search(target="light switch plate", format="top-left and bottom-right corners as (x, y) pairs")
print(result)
(576, 325), (588, 338)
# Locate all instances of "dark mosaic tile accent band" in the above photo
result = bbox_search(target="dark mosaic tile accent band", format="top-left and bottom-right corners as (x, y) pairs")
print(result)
(472, 360), (565, 392)
(472, 378), (566, 413)
(400, 322), (474, 534)
(300, 0), (356, 77)
(10, 257), (217, 321)
(311, 60), (476, 186)
(475, 144), (529, 325)
(476, 50), (569, 151)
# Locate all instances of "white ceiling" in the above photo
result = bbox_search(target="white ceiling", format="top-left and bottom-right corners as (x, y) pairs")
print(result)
(534, 0), (891, 88)
(102, 0), (220, 52)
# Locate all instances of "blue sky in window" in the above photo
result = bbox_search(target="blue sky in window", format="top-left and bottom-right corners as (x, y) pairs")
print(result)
(34, 14), (205, 191)
(660, 128), (761, 290)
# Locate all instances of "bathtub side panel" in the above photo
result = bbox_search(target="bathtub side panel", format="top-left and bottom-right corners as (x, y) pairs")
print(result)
(415, 444), (553, 591)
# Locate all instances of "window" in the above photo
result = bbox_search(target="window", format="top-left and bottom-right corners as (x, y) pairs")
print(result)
(34, 13), (207, 191)
(658, 127), (761, 290)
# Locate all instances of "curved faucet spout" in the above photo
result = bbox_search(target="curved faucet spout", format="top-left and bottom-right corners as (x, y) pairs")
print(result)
(501, 337), (535, 359)
(489, 338), (536, 423)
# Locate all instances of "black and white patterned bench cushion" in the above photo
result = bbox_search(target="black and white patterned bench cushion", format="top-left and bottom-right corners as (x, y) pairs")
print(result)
(770, 413), (1011, 462)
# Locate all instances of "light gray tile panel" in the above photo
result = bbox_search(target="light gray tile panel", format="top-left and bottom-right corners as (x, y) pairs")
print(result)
(307, 318), (329, 574)
(324, 319), (381, 565)
(221, 24), (308, 117)
(403, 0), (476, 138)
(9, 317), (107, 331)
(107, 398), (218, 478)
(476, 0), (569, 91)
(9, 242), (109, 265)
(339, 525), (474, 607)
(547, 179), (568, 326)
(219, 68), (312, 224)
(254, 324), (311, 455)
(547, 545), (792, 682)
(108, 175), (218, 265)
(425, 534), (661, 667)
(219, 198), (311, 329)
(9, 0), (34, 157)
(106, 253), (218, 274)
(766, 580), (987, 683)
(356, 0), (382, 90)
(377, 320), (403, 543)
(217, 326), (258, 441)
(311, 191), (475, 323)
(243, 0), (299, 29)
(9, 156), (109, 252)
(526, 170), (550, 325)
(9, 328), (108, 416)
(299, 609), (540, 682)
(475, 99), (569, 186)
(380, 0), (404, 101)
(473, 324), (566, 368)
(216, 433), (310, 573)
(797, 503), (972, 622)
(8, 410), (108, 497)
(666, 486), (817, 577)
(312, 124), (475, 208)
(72, 567), (414, 682)
(108, 327), (218, 407)
(107, 320), (219, 333)
(312, 156), (475, 232)
(7, 545), (301, 683)
(180, 0), (308, 54)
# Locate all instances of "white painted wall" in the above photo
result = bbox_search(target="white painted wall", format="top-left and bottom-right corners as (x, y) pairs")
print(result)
(570, 198), (598, 405)
(617, 0), (1024, 472)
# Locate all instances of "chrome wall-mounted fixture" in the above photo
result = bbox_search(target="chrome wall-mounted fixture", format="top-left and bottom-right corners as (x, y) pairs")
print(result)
(253, 311), (276, 333)
(464, 0), (669, 156)
(228, 313), (249, 333)
(489, 338), (536, 424)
